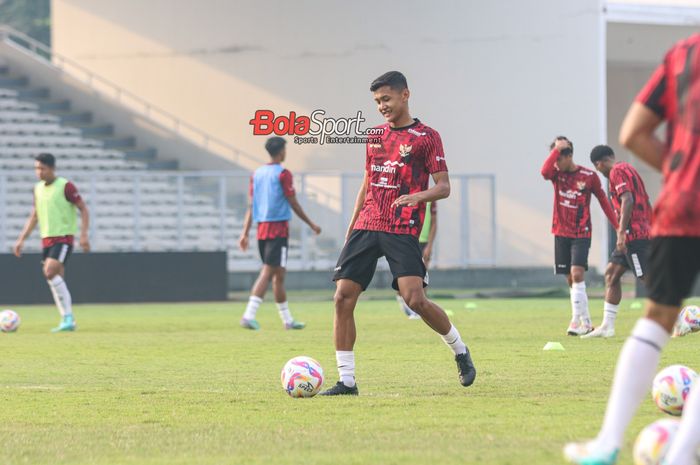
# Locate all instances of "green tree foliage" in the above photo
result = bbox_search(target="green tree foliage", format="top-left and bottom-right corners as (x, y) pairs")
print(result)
(0, 0), (50, 45)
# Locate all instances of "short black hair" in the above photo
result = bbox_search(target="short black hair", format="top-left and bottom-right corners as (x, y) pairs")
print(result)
(550, 136), (573, 155)
(370, 71), (408, 92)
(35, 153), (55, 168)
(265, 137), (286, 157)
(590, 145), (615, 164)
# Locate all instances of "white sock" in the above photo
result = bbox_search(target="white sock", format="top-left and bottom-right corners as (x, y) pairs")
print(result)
(242, 296), (262, 320)
(336, 351), (355, 387)
(596, 318), (670, 450)
(664, 380), (700, 465)
(47, 276), (72, 317)
(602, 302), (619, 328)
(571, 281), (591, 325)
(441, 324), (467, 355)
(276, 301), (293, 325)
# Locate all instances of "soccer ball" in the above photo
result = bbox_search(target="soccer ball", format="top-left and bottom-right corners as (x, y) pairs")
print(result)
(281, 356), (324, 398)
(652, 364), (697, 416)
(0, 309), (20, 332)
(633, 418), (680, 465)
(674, 305), (700, 337)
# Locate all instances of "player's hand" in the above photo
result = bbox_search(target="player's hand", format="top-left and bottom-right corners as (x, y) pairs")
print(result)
(422, 245), (432, 264)
(12, 239), (23, 258)
(554, 138), (570, 151)
(238, 235), (249, 252)
(80, 234), (91, 252)
(615, 232), (627, 254)
(392, 193), (421, 207)
(310, 223), (322, 235)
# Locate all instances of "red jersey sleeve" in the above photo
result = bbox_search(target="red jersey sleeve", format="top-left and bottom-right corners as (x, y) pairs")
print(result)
(609, 168), (631, 197)
(591, 174), (619, 230)
(365, 142), (371, 173)
(635, 63), (667, 119)
(541, 148), (560, 180)
(424, 130), (447, 174)
(64, 182), (82, 204)
(279, 169), (295, 197)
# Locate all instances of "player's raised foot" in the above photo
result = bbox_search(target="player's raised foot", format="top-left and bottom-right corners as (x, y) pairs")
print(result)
(285, 320), (305, 330)
(581, 325), (615, 339)
(318, 381), (359, 396)
(563, 440), (619, 465)
(51, 315), (76, 333)
(240, 318), (260, 330)
(455, 350), (476, 387)
(567, 321), (594, 336)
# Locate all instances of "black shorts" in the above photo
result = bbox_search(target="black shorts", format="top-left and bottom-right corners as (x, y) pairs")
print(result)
(257, 237), (288, 267)
(42, 243), (73, 265)
(554, 236), (591, 274)
(332, 230), (427, 291)
(646, 237), (700, 307)
(610, 239), (650, 279)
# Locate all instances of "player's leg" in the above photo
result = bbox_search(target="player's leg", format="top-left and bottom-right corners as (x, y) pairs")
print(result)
(240, 264), (274, 330)
(43, 244), (75, 332)
(272, 266), (304, 329)
(583, 261), (626, 339)
(564, 237), (698, 465)
(556, 237), (581, 333)
(320, 230), (380, 396)
(568, 238), (593, 335)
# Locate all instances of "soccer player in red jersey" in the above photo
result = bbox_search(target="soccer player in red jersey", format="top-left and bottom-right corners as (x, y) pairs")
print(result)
(584, 145), (653, 338)
(13, 153), (90, 332)
(565, 35), (700, 465)
(238, 137), (321, 330)
(319, 71), (475, 396)
(541, 137), (619, 336)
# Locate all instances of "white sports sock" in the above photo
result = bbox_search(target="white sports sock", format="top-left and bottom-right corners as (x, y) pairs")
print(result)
(571, 281), (590, 325)
(596, 318), (670, 450)
(336, 351), (355, 387)
(242, 296), (262, 320)
(441, 324), (467, 355)
(664, 380), (700, 465)
(47, 276), (72, 317)
(602, 302), (619, 328)
(276, 301), (293, 325)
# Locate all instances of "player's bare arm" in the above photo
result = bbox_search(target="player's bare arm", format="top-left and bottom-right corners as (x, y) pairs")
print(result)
(238, 195), (252, 252)
(75, 198), (91, 252)
(345, 171), (368, 241)
(392, 171), (450, 207)
(13, 207), (38, 258)
(619, 101), (664, 171)
(616, 191), (633, 254)
(287, 194), (321, 235)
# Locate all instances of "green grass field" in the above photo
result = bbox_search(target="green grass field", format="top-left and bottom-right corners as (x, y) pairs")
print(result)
(1, 296), (699, 465)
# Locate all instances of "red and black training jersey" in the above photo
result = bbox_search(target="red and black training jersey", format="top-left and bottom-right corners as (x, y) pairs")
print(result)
(39, 180), (82, 248)
(608, 162), (652, 242)
(635, 34), (700, 237)
(248, 166), (295, 240)
(541, 148), (618, 239)
(354, 119), (447, 237)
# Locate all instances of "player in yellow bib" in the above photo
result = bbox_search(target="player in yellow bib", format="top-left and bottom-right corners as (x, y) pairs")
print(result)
(13, 153), (91, 332)
(396, 201), (438, 319)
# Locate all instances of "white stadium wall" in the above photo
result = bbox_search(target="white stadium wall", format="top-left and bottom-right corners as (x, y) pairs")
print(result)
(52, 0), (608, 268)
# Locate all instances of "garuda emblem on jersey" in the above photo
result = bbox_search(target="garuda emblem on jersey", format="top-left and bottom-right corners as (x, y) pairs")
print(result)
(399, 144), (412, 157)
(576, 181), (586, 191)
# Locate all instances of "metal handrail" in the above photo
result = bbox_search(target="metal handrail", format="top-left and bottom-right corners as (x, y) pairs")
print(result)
(0, 25), (261, 169)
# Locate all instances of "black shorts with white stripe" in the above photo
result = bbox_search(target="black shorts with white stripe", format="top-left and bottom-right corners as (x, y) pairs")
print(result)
(257, 237), (288, 268)
(42, 243), (73, 265)
(609, 239), (650, 279)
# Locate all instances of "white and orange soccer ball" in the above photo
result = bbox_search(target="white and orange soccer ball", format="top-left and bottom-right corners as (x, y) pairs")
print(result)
(652, 365), (697, 416)
(0, 309), (20, 332)
(633, 418), (680, 465)
(281, 356), (324, 398)
(673, 305), (700, 337)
